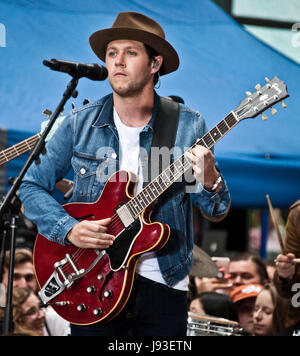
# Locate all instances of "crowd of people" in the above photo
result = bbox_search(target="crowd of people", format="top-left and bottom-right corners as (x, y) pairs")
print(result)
(0, 201), (299, 337)
(0, 248), (70, 336)
(187, 199), (300, 336)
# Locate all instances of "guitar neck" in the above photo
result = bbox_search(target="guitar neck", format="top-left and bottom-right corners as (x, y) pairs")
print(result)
(0, 133), (41, 167)
(126, 111), (239, 217)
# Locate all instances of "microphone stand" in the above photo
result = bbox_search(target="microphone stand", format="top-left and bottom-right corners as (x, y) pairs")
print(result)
(0, 76), (79, 335)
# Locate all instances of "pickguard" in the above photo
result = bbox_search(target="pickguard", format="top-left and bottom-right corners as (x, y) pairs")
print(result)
(106, 217), (142, 271)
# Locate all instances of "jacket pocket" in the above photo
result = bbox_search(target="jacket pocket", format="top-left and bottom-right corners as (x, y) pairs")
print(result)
(71, 152), (105, 201)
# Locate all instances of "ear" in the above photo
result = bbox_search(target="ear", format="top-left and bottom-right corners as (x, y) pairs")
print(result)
(151, 56), (163, 73)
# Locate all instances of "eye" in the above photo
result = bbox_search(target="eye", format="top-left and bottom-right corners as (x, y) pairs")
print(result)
(128, 50), (137, 56)
(107, 51), (116, 57)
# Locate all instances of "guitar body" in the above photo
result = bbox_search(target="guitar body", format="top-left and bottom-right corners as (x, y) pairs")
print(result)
(34, 171), (170, 325)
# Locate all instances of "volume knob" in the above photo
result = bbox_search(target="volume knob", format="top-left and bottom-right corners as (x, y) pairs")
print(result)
(86, 285), (96, 294)
(93, 308), (102, 316)
(104, 290), (113, 299)
(77, 303), (87, 312)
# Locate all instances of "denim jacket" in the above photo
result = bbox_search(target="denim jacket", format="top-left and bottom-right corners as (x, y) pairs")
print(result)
(18, 92), (230, 287)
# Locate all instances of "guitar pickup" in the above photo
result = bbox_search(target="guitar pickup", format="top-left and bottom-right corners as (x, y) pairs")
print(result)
(116, 204), (134, 228)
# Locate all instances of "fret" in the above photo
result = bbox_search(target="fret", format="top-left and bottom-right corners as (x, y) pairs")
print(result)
(153, 180), (162, 195)
(202, 133), (214, 148)
(126, 203), (137, 218)
(208, 131), (216, 145)
(25, 139), (34, 150)
(157, 175), (167, 190)
(128, 202), (138, 217)
(217, 121), (228, 135)
(133, 196), (144, 212)
(210, 127), (222, 142)
(225, 114), (237, 128)
(140, 190), (151, 205)
(130, 199), (141, 215)
(162, 171), (171, 186)
(146, 185), (156, 201)
(137, 196), (146, 211)
(0, 150), (8, 162)
(173, 161), (182, 176)
(13, 146), (20, 155)
(169, 164), (176, 180)
(198, 138), (208, 149)
(223, 119), (230, 130)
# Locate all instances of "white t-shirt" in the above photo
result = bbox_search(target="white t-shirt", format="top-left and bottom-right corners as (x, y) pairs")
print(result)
(113, 108), (188, 291)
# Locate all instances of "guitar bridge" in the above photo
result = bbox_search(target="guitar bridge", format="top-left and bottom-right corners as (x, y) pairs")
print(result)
(38, 251), (106, 304)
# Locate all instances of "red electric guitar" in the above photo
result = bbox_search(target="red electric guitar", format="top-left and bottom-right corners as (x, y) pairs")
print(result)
(34, 77), (288, 325)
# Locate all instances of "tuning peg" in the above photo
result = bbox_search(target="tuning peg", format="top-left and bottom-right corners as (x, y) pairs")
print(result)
(255, 84), (261, 90)
(281, 101), (287, 108)
(42, 109), (52, 119)
(261, 113), (268, 120)
(265, 77), (270, 82)
(271, 108), (277, 115)
(246, 91), (252, 96)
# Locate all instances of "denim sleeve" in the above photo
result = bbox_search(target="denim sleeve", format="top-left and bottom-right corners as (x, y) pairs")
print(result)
(18, 113), (78, 245)
(189, 111), (231, 220)
(190, 174), (231, 220)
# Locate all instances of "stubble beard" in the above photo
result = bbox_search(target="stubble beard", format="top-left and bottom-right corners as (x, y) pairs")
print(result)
(109, 73), (152, 98)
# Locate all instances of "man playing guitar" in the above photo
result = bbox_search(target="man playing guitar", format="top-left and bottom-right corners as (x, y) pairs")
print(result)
(19, 12), (230, 336)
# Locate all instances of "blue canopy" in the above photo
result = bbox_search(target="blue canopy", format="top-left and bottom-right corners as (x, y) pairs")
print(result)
(0, 0), (300, 208)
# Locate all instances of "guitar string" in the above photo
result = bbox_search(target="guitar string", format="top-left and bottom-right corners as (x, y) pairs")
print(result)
(0, 135), (40, 164)
(61, 212), (122, 274)
(61, 113), (237, 274)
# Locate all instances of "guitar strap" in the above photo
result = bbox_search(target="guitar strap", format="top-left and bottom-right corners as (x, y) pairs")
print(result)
(143, 96), (180, 188)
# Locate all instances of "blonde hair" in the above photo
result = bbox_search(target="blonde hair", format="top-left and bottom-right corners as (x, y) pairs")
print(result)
(4, 248), (33, 269)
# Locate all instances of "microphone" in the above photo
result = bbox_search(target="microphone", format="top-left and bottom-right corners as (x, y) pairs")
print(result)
(43, 59), (108, 81)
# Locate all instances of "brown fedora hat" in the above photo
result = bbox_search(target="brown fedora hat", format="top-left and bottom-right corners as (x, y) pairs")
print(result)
(89, 12), (179, 76)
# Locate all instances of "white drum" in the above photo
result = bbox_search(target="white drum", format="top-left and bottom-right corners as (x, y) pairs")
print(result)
(187, 312), (245, 336)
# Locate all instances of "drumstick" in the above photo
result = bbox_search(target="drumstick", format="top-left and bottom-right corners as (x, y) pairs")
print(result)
(266, 194), (300, 264)
(266, 194), (285, 252)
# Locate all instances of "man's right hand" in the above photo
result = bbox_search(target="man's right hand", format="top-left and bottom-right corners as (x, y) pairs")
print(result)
(66, 218), (115, 249)
(275, 253), (296, 280)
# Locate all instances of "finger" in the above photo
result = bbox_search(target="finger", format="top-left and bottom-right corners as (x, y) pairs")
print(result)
(94, 218), (112, 226)
(84, 234), (115, 249)
(276, 254), (289, 263)
(82, 219), (114, 234)
(286, 253), (296, 260)
(185, 151), (196, 164)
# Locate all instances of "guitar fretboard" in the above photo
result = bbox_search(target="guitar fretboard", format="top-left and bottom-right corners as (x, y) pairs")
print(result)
(126, 112), (238, 217)
(0, 133), (41, 166)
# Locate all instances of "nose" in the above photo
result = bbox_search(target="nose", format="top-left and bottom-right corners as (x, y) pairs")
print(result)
(115, 52), (125, 67)
(231, 275), (242, 287)
(253, 309), (262, 321)
(37, 308), (45, 320)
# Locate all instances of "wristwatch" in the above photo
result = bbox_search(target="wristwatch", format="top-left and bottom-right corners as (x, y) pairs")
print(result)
(208, 174), (222, 192)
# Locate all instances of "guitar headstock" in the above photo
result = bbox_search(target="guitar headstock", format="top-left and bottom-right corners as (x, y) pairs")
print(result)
(233, 76), (289, 121)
